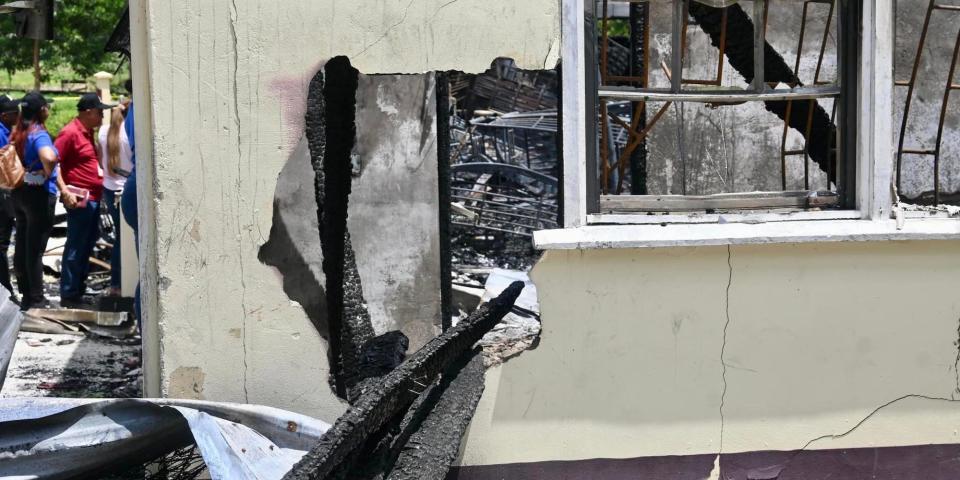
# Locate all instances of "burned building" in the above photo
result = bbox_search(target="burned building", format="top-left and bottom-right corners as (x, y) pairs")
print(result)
(38, 0), (960, 477)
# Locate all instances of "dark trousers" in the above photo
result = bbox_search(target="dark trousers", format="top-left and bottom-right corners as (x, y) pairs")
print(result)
(103, 189), (121, 289)
(11, 186), (55, 306)
(60, 200), (100, 300)
(121, 174), (139, 324)
(0, 192), (15, 295)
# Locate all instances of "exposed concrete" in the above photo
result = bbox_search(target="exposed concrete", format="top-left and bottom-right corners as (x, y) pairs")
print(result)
(261, 69), (441, 400)
(168, 366), (205, 399)
(349, 73), (442, 351)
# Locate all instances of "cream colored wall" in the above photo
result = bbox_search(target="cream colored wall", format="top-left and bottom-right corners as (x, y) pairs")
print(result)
(460, 240), (960, 465)
(135, 0), (559, 421)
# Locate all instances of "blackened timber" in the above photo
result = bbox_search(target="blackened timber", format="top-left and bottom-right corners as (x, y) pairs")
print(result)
(555, 61), (564, 226)
(305, 56), (376, 400)
(629, 2), (649, 195)
(384, 351), (486, 480)
(282, 281), (525, 480)
(688, 3), (838, 185)
(437, 71), (453, 332)
(344, 350), (484, 480)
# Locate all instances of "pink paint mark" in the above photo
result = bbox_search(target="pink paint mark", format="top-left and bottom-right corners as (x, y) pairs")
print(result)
(269, 59), (327, 152)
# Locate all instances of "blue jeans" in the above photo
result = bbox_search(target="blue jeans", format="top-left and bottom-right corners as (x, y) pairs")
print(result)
(103, 189), (122, 290)
(60, 199), (100, 299)
(121, 174), (139, 324)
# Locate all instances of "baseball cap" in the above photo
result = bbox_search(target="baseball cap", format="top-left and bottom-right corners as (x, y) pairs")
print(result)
(77, 93), (116, 111)
(19, 91), (51, 120)
(0, 95), (17, 114)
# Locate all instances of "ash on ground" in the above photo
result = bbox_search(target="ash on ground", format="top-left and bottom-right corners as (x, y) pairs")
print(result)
(451, 230), (542, 367)
(2, 331), (142, 398)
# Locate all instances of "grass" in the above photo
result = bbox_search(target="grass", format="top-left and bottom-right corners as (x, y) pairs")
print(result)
(0, 66), (89, 92)
(45, 94), (82, 136)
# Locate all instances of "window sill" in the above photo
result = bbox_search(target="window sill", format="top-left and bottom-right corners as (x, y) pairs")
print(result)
(533, 218), (960, 250)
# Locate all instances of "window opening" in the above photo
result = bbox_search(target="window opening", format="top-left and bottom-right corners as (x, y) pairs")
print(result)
(590, 0), (855, 215)
(895, 0), (960, 208)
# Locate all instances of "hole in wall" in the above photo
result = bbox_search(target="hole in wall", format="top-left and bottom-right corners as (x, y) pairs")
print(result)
(260, 57), (559, 398)
(439, 58), (560, 366)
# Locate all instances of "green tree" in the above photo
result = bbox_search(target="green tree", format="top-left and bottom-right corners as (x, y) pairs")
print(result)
(49, 0), (126, 77)
(0, 0), (126, 80)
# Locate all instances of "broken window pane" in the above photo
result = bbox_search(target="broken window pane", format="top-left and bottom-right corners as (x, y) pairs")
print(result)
(894, 0), (960, 210)
(592, 0), (846, 214)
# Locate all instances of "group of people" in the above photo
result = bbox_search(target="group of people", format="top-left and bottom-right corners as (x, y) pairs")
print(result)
(0, 85), (137, 314)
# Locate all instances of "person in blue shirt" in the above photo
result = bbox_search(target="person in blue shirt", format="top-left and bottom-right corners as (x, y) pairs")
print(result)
(120, 79), (140, 325)
(0, 95), (15, 144)
(8, 92), (60, 310)
(0, 96), (18, 300)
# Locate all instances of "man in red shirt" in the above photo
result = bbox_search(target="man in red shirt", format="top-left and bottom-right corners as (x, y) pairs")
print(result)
(55, 93), (115, 308)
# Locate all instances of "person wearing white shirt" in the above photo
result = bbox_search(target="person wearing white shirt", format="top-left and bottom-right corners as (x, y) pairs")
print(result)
(99, 104), (133, 297)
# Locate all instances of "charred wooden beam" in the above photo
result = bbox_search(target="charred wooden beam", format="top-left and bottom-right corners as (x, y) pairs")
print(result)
(341, 348), (484, 480)
(629, 1), (649, 195)
(437, 71), (453, 332)
(305, 56), (376, 400)
(384, 350), (486, 480)
(282, 281), (525, 480)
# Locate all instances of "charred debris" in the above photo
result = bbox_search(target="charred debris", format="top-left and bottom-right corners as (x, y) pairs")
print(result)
(286, 57), (528, 480)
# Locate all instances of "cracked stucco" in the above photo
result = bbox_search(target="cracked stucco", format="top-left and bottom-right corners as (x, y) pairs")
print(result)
(136, 0), (558, 421)
(460, 240), (960, 466)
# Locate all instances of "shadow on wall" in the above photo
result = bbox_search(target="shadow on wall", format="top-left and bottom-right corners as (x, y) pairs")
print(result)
(258, 137), (329, 339)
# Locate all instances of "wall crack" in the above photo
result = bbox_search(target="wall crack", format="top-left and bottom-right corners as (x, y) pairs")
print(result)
(430, 0), (463, 22)
(714, 245), (733, 476)
(953, 317), (960, 399)
(756, 394), (960, 479)
(354, 0), (418, 58)
(228, 0), (249, 402)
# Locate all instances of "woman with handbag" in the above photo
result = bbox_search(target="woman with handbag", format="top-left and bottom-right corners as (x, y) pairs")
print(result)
(8, 92), (60, 310)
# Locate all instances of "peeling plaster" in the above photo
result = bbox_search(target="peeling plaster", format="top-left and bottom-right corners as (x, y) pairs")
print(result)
(169, 366), (206, 399)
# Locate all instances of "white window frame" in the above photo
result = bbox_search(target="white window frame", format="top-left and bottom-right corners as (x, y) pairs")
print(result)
(537, 0), (960, 249)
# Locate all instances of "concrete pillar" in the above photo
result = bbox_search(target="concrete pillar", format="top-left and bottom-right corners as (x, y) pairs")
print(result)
(94, 71), (113, 127)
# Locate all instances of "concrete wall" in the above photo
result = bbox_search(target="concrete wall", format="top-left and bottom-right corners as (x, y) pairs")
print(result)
(135, 0), (559, 421)
(459, 240), (960, 472)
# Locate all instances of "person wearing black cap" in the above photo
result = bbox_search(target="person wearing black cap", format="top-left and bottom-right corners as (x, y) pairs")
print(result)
(0, 95), (18, 145)
(8, 91), (59, 310)
(55, 93), (115, 308)
(0, 96), (19, 299)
